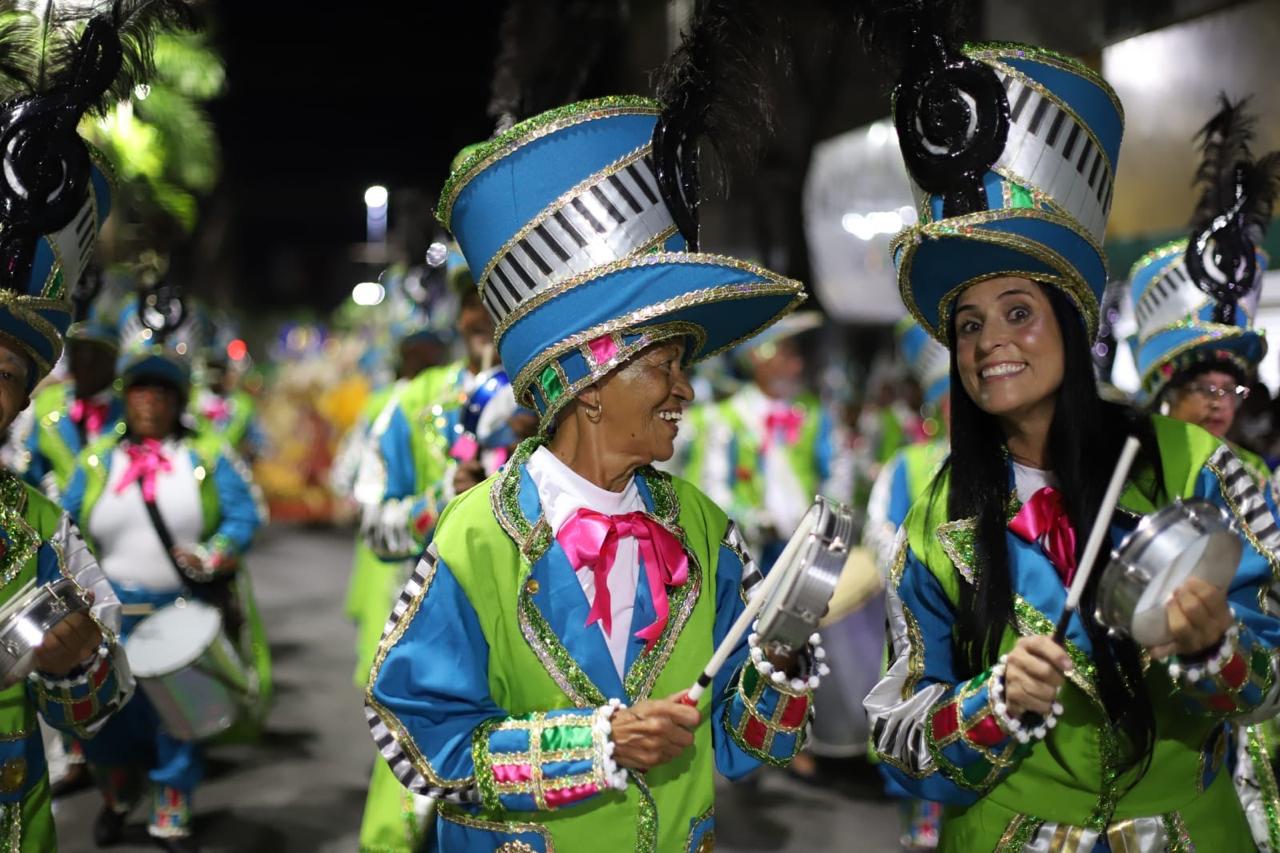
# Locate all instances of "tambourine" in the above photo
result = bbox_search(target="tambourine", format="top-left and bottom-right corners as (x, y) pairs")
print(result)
(1095, 499), (1240, 647)
(0, 578), (92, 687)
(756, 497), (854, 653)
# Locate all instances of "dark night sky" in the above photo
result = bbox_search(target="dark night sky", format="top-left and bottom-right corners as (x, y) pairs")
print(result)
(204, 2), (502, 313)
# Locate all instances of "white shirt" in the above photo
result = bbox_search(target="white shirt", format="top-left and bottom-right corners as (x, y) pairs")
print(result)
(88, 439), (205, 592)
(731, 385), (809, 534)
(1012, 460), (1058, 504)
(525, 447), (642, 678)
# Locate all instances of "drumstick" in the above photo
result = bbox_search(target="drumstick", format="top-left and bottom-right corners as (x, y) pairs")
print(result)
(680, 516), (812, 706)
(1050, 436), (1141, 643)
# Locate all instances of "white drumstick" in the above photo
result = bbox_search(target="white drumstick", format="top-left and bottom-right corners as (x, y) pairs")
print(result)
(1051, 436), (1140, 640)
(682, 513), (813, 705)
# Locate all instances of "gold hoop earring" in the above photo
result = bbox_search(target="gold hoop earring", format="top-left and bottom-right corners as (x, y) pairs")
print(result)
(585, 404), (603, 424)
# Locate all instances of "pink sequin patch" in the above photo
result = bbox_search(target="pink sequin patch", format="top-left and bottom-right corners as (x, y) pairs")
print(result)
(450, 433), (480, 462)
(588, 335), (619, 367)
(545, 782), (600, 808)
(492, 764), (534, 784)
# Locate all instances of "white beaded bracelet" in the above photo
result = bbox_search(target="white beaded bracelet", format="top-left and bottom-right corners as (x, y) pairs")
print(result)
(593, 699), (629, 791)
(1166, 624), (1240, 684)
(990, 654), (1062, 744)
(747, 624), (827, 692)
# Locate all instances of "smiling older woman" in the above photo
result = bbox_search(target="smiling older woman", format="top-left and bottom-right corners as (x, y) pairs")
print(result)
(863, 32), (1280, 853)
(364, 99), (819, 853)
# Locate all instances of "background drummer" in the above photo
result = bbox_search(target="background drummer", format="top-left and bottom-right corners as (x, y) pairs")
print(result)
(63, 316), (263, 853)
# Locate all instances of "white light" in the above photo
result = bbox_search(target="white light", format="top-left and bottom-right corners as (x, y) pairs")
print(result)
(1103, 35), (1165, 91)
(867, 121), (892, 147)
(133, 84), (150, 101)
(897, 205), (918, 226)
(840, 209), (905, 241)
(352, 281), (385, 306)
(364, 185), (389, 208)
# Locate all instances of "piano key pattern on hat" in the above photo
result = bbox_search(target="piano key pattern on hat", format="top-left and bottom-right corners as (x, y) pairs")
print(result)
(479, 147), (677, 326)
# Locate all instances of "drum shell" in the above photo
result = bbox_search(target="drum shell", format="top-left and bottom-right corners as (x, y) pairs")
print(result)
(127, 603), (254, 742)
(1096, 500), (1241, 646)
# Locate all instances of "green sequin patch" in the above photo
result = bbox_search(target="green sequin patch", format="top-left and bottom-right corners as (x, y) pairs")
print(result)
(471, 717), (504, 813)
(539, 365), (564, 405)
(1008, 182), (1035, 209)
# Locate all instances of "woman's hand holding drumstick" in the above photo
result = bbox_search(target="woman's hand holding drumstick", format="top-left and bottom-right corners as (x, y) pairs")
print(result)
(1003, 636), (1072, 717)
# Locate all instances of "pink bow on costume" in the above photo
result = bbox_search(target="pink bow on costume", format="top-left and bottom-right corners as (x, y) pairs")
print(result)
(556, 507), (689, 649)
(1008, 486), (1077, 586)
(70, 399), (110, 437)
(762, 407), (805, 453)
(202, 397), (232, 424)
(116, 439), (173, 502)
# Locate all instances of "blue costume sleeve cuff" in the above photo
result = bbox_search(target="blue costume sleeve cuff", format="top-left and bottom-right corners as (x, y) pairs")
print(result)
(1167, 623), (1274, 716)
(32, 644), (129, 737)
(472, 703), (626, 814)
(723, 626), (822, 766)
(924, 669), (1036, 793)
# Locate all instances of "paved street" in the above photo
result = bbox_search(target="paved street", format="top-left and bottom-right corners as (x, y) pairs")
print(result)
(54, 524), (901, 852)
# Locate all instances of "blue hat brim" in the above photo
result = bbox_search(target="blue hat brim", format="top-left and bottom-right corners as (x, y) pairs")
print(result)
(120, 353), (191, 390)
(497, 253), (804, 418)
(1137, 326), (1266, 400)
(895, 211), (1106, 345)
(67, 323), (120, 350)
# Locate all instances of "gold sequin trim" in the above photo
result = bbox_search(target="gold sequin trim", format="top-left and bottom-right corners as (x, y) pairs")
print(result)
(436, 804), (555, 852)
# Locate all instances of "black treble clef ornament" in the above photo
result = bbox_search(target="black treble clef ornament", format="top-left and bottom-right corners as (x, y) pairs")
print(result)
(652, 102), (701, 251)
(139, 280), (187, 343)
(893, 11), (1010, 218)
(1185, 164), (1259, 327)
(0, 14), (123, 293)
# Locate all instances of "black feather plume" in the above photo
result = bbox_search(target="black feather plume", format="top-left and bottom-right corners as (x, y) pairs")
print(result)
(1190, 94), (1280, 235)
(848, 0), (971, 84)
(651, 0), (792, 248)
(488, 0), (623, 131)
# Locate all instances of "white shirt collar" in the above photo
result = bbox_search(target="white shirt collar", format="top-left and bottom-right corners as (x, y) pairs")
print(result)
(526, 446), (644, 535)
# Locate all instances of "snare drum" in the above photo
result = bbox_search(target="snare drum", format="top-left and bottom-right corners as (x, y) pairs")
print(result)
(756, 497), (854, 652)
(125, 598), (254, 741)
(1095, 499), (1241, 647)
(0, 578), (92, 687)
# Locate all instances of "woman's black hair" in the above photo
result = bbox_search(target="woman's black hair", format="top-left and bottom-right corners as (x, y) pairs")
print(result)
(933, 282), (1166, 775)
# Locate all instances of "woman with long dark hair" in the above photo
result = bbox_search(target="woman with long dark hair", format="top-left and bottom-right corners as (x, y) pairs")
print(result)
(864, 35), (1280, 852)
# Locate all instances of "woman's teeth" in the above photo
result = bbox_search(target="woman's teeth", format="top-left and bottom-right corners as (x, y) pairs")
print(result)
(658, 411), (682, 422)
(981, 363), (1026, 379)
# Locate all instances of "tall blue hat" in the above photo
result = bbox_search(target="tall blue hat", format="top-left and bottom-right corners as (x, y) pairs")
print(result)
(0, 3), (193, 386)
(896, 316), (950, 407)
(67, 263), (129, 351)
(1129, 97), (1278, 401)
(886, 35), (1123, 344)
(439, 97), (805, 429)
(117, 283), (204, 391)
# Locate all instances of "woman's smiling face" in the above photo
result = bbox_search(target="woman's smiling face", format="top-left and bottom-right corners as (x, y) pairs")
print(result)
(595, 339), (695, 465)
(953, 276), (1065, 422)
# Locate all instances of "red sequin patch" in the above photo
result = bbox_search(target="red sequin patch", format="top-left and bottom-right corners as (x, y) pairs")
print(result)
(965, 714), (1006, 747)
(743, 717), (768, 749)
(1220, 653), (1248, 689)
(779, 696), (809, 729)
(930, 702), (960, 741)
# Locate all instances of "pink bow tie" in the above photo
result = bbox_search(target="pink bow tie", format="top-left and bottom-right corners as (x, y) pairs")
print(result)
(556, 507), (689, 650)
(1009, 486), (1077, 586)
(70, 399), (110, 437)
(116, 439), (173, 502)
(202, 397), (232, 423)
(762, 407), (804, 453)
